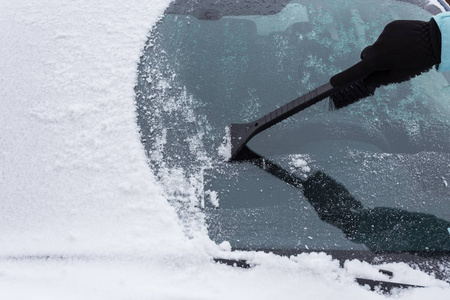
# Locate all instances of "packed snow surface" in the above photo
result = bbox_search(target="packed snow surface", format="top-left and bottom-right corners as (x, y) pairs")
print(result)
(1, 0), (449, 299)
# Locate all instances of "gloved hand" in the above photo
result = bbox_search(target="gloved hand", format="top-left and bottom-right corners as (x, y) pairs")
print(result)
(330, 18), (442, 109)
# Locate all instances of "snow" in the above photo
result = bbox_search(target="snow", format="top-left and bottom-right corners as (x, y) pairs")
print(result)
(289, 154), (311, 178)
(218, 125), (232, 161)
(0, 0), (449, 299)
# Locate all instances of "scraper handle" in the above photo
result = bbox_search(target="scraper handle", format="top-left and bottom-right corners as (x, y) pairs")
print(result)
(229, 82), (336, 161)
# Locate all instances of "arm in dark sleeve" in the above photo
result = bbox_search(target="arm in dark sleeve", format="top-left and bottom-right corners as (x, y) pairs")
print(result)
(433, 12), (450, 71)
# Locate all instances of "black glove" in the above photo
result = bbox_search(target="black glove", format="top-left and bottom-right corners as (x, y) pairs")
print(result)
(330, 18), (442, 109)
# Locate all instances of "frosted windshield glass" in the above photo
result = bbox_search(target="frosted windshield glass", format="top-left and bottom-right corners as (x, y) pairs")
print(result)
(223, 3), (310, 35)
(136, 0), (450, 254)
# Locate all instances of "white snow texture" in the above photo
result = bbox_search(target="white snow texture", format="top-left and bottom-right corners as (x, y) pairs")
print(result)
(0, 0), (449, 299)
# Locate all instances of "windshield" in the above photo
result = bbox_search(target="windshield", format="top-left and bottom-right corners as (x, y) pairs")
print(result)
(136, 0), (450, 255)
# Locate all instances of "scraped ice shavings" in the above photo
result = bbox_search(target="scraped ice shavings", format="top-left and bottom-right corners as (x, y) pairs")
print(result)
(205, 189), (219, 208)
(218, 241), (232, 251)
(288, 154), (311, 178)
(218, 125), (232, 161)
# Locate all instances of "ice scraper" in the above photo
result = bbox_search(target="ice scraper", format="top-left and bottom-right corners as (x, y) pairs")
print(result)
(227, 17), (443, 161)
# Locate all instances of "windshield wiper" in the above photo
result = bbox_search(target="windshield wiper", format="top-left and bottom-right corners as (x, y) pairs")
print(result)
(213, 257), (424, 292)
